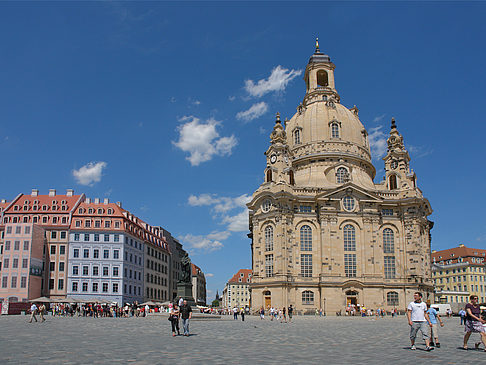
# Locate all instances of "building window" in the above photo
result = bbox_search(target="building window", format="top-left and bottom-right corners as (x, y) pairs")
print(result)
(84, 234), (89, 241)
(331, 122), (340, 138)
(83, 249), (89, 258)
(300, 225), (312, 251)
(299, 205), (312, 213)
(49, 279), (54, 290)
(114, 234), (119, 242)
(384, 256), (396, 279)
(113, 283), (118, 293)
(103, 250), (109, 259)
(302, 290), (314, 305)
(383, 228), (394, 253)
(22, 258), (28, 268)
(25, 226), (31, 234)
(344, 225), (356, 251)
(20, 276), (27, 288)
(58, 279), (64, 290)
(389, 175), (398, 190)
(93, 266), (99, 276)
(265, 254), (274, 277)
(102, 283), (109, 293)
(342, 196), (355, 211)
(3, 259), (9, 268)
(294, 129), (301, 144)
(2, 276), (7, 288)
(264, 226), (274, 251)
(49, 262), (55, 272)
(14, 241), (20, 250)
(262, 200), (271, 213)
(5, 241), (10, 250)
(103, 267), (109, 276)
(382, 208), (394, 216)
(82, 282), (88, 292)
(93, 249), (99, 259)
(344, 253), (357, 277)
(59, 262), (64, 272)
(387, 291), (399, 306)
(336, 167), (348, 184)
(94, 234), (100, 242)
(72, 282), (78, 292)
(73, 266), (79, 275)
(301, 254), (312, 277)
(82, 266), (88, 276)
(104, 234), (110, 242)
(23, 241), (29, 250)
(73, 248), (79, 258)
(113, 267), (119, 276)
(92, 283), (98, 292)
(11, 276), (17, 288)
(74, 233), (80, 241)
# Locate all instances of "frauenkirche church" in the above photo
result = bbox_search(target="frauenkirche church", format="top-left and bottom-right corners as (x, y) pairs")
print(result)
(247, 42), (434, 314)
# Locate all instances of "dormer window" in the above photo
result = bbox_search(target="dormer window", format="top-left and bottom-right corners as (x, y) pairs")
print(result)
(331, 122), (340, 138)
(294, 129), (301, 144)
(317, 70), (328, 87)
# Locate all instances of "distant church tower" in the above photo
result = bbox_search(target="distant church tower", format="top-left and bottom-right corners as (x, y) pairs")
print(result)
(247, 40), (433, 314)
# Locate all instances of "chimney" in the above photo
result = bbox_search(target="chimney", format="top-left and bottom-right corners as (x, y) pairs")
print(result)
(49, 189), (56, 197)
(116, 201), (122, 208)
(94, 198), (100, 204)
(103, 198), (109, 205)
(66, 189), (74, 197)
(1, 199), (6, 203)
(86, 198), (91, 204)
(31, 189), (38, 197)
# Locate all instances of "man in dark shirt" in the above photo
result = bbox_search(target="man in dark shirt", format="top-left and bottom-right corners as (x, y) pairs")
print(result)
(180, 300), (192, 336)
(288, 304), (293, 323)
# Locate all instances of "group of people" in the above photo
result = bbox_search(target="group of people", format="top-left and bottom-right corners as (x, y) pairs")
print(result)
(407, 292), (486, 352)
(258, 305), (294, 323)
(28, 303), (46, 323)
(168, 297), (192, 337)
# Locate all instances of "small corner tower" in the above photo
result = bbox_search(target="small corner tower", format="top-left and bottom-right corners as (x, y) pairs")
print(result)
(264, 113), (293, 185)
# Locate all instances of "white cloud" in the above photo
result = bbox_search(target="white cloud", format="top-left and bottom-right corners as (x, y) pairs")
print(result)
(228, 96), (236, 102)
(72, 162), (107, 186)
(244, 65), (302, 97)
(205, 273), (214, 277)
(179, 233), (223, 252)
(373, 114), (386, 123)
(222, 209), (248, 232)
(407, 144), (433, 158)
(188, 193), (251, 213)
(259, 126), (266, 134)
(236, 102), (268, 122)
(368, 126), (388, 160)
(206, 231), (231, 241)
(173, 116), (237, 166)
(169, 97), (176, 103)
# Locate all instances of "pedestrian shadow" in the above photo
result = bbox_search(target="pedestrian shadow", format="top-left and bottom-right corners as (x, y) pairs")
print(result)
(187, 334), (198, 337)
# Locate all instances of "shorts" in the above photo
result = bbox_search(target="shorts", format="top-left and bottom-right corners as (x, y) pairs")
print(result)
(410, 321), (429, 341)
(430, 323), (439, 338)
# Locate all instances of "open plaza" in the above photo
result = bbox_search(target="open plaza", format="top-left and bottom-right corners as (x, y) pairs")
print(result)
(0, 314), (485, 364)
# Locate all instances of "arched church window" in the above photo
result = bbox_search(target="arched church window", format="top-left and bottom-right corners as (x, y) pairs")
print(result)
(387, 291), (399, 306)
(389, 175), (398, 190)
(294, 129), (301, 144)
(302, 290), (314, 305)
(300, 225), (312, 251)
(331, 123), (340, 138)
(266, 169), (272, 183)
(336, 167), (348, 184)
(344, 224), (356, 251)
(383, 228), (394, 253)
(317, 70), (328, 87)
(264, 226), (274, 251)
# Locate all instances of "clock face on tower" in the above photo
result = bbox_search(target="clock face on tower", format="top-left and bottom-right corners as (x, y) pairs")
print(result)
(391, 160), (398, 169)
(270, 154), (277, 164)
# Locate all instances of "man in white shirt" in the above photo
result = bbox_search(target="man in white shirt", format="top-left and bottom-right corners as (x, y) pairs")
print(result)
(29, 303), (38, 323)
(407, 292), (433, 351)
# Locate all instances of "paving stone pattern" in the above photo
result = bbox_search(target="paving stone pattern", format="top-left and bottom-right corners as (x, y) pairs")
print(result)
(0, 315), (484, 364)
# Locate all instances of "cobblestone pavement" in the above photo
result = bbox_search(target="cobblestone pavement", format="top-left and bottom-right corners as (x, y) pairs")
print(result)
(0, 314), (484, 364)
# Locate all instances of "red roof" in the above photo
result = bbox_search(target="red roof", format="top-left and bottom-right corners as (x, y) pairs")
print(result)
(228, 269), (252, 284)
(3, 193), (82, 214)
(432, 245), (486, 265)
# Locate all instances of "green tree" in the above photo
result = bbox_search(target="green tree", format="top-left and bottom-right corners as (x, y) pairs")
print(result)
(212, 299), (220, 307)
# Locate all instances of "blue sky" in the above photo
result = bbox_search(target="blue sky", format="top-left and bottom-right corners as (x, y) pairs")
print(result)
(1, 2), (485, 301)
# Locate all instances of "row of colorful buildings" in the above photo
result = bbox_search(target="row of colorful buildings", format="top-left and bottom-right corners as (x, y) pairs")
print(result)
(0, 189), (206, 306)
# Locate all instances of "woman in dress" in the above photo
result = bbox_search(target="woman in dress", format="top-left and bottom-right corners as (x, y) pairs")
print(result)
(463, 295), (486, 351)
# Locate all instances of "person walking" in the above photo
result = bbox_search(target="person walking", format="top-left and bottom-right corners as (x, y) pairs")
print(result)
(233, 306), (238, 320)
(169, 304), (180, 337)
(180, 300), (192, 336)
(459, 308), (466, 325)
(270, 307), (274, 321)
(463, 295), (486, 350)
(407, 292), (434, 351)
(426, 304), (444, 347)
(29, 303), (38, 323)
(38, 303), (46, 323)
(240, 307), (245, 321)
(282, 306), (287, 323)
(288, 305), (293, 323)
(260, 307), (265, 320)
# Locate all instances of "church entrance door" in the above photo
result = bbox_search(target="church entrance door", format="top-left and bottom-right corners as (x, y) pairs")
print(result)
(346, 297), (357, 306)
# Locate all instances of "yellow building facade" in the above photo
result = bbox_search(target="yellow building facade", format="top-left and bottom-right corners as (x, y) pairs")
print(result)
(247, 43), (434, 314)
